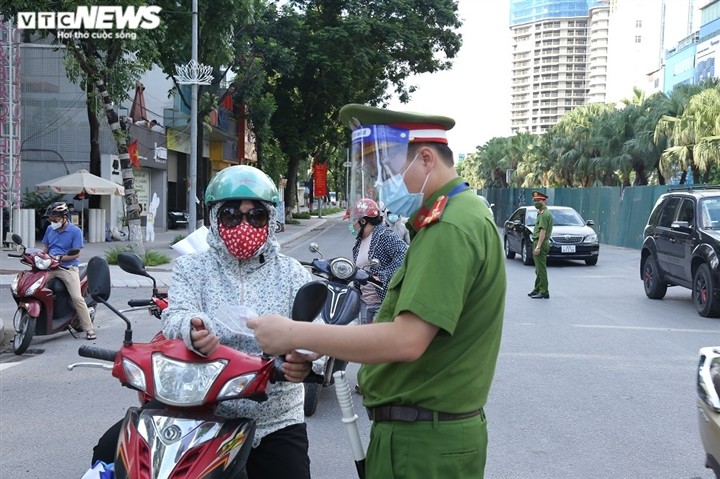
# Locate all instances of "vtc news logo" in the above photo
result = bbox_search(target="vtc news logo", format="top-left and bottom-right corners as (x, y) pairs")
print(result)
(16, 6), (161, 40)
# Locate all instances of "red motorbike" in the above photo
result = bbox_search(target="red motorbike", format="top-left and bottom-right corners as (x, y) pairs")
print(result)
(117, 252), (168, 320)
(7, 233), (96, 355)
(69, 255), (327, 478)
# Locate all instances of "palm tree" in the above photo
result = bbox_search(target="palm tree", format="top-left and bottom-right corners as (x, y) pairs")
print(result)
(656, 84), (720, 183)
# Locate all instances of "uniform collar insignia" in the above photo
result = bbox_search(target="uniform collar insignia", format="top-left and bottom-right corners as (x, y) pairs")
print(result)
(411, 195), (448, 231)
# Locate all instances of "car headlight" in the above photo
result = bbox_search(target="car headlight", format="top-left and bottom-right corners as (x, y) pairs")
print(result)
(583, 234), (598, 244)
(330, 258), (355, 280)
(698, 347), (720, 413)
(152, 353), (227, 406)
(25, 277), (45, 296)
(34, 256), (52, 270)
(10, 274), (19, 295)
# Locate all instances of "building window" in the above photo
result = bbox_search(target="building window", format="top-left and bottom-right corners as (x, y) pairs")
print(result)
(635, 35), (642, 44)
(635, 20), (642, 28)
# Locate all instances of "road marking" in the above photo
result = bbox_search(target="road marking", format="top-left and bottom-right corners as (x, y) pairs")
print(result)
(572, 324), (720, 334)
(0, 362), (21, 371)
(502, 352), (692, 361)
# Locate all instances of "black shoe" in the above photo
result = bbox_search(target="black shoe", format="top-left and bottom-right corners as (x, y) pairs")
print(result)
(530, 292), (549, 299)
(527, 290), (538, 297)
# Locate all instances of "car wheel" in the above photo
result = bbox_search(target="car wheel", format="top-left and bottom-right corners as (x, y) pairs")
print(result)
(642, 255), (667, 299)
(693, 263), (720, 317)
(521, 241), (534, 266)
(585, 257), (598, 266)
(504, 237), (516, 259)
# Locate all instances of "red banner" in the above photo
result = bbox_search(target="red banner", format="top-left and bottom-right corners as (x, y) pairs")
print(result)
(313, 161), (328, 197)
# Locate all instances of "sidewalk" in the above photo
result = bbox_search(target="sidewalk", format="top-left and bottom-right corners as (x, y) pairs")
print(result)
(0, 212), (340, 289)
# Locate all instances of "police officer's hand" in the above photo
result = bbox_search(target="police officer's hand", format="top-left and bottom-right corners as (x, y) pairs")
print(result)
(533, 246), (540, 257)
(247, 314), (295, 355)
(190, 317), (220, 355)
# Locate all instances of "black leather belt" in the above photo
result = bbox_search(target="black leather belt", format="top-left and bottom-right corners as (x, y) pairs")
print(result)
(367, 405), (483, 423)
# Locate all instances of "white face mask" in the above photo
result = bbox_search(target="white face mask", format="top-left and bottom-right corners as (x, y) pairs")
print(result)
(50, 221), (63, 230)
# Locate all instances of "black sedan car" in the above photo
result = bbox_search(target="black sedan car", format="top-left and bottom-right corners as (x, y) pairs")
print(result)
(503, 206), (600, 266)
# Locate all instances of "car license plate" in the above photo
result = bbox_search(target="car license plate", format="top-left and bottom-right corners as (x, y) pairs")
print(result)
(561, 245), (576, 253)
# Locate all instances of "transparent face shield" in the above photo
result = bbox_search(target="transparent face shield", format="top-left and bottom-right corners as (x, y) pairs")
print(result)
(348, 125), (410, 208)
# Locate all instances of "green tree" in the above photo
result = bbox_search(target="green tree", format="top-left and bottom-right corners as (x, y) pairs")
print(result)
(237, 0), (462, 214)
(0, 0), (164, 254)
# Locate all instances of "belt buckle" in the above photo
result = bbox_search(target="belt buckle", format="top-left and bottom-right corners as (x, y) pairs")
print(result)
(391, 406), (419, 422)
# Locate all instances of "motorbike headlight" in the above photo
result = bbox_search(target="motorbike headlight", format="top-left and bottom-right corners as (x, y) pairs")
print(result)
(10, 274), (19, 295)
(123, 358), (147, 392)
(218, 373), (258, 401)
(330, 258), (355, 280)
(25, 277), (45, 296)
(34, 256), (52, 270)
(583, 234), (598, 244)
(152, 353), (227, 406)
(698, 347), (720, 413)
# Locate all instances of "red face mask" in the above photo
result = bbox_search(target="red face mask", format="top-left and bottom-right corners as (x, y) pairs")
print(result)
(218, 222), (269, 259)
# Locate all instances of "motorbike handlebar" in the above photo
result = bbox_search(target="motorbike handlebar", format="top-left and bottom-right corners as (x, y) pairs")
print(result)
(128, 299), (155, 307)
(272, 357), (325, 384)
(78, 345), (118, 363)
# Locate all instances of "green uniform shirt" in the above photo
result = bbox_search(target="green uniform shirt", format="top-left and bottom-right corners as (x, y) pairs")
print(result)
(358, 177), (506, 413)
(532, 207), (553, 242)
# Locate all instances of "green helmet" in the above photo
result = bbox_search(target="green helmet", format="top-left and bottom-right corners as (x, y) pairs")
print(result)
(205, 165), (279, 205)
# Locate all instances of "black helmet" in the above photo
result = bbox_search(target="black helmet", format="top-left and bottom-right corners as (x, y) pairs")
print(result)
(45, 202), (69, 218)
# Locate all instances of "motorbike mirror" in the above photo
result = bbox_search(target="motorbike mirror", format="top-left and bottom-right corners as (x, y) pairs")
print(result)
(117, 252), (150, 277)
(11, 233), (22, 245)
(291, 280), (327, 322)
(308, 242), (320, 253)
(87, 256), (112, 302)
(67, 248), (80, 256)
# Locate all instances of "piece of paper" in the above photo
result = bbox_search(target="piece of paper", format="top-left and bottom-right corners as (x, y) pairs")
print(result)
(171, 226), (209, 255)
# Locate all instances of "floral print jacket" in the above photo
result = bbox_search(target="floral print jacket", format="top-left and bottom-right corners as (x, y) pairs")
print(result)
(162, 201), (313, 447)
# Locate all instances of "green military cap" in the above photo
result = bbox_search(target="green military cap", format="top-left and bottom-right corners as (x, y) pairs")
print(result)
(532, 191), (548, 201)
(339, 103), (455, 144)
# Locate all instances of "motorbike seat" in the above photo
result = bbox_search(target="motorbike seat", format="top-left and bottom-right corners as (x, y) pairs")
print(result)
(78, 263), (88, 279)
(48, 277), (69, 295)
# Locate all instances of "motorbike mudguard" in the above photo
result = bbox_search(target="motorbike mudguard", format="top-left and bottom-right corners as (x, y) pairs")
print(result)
(114, 407), (256, 479)
(24, 300), (41, 318)
(322, 282), (362, 325)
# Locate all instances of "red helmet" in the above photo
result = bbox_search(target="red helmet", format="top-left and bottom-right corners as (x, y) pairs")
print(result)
(344, 198), (380, 222)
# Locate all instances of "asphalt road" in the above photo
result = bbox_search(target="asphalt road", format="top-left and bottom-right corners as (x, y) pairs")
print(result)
(0, 218), (717, 478)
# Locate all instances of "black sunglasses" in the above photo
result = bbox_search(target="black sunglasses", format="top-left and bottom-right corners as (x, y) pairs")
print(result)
(218, 205), (269, 228)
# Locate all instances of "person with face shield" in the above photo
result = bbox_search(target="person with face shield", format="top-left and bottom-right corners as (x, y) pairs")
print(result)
(344, 198), (408, 325)
(383, 208), (410, 244)
(41, 201), (96, 340)
(248, 104), (506, 479)
(91, 165), (317, 477)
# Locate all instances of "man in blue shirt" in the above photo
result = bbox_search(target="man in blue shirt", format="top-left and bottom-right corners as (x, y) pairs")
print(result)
(41, 201), (96, 340)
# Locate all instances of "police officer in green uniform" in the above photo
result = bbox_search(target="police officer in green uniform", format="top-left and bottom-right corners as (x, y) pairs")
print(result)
(529, 191), (553, 299)
(249, 104), (506, 479)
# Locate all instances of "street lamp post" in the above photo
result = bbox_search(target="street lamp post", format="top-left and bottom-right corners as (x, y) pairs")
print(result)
(174, 0), (212, 233)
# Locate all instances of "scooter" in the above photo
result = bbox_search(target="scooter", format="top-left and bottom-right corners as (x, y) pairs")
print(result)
(7, 233), (96, 355)
(117, 252), (168, 320)
(69, 255), (327, 479)
(299, 242), (380, 416)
